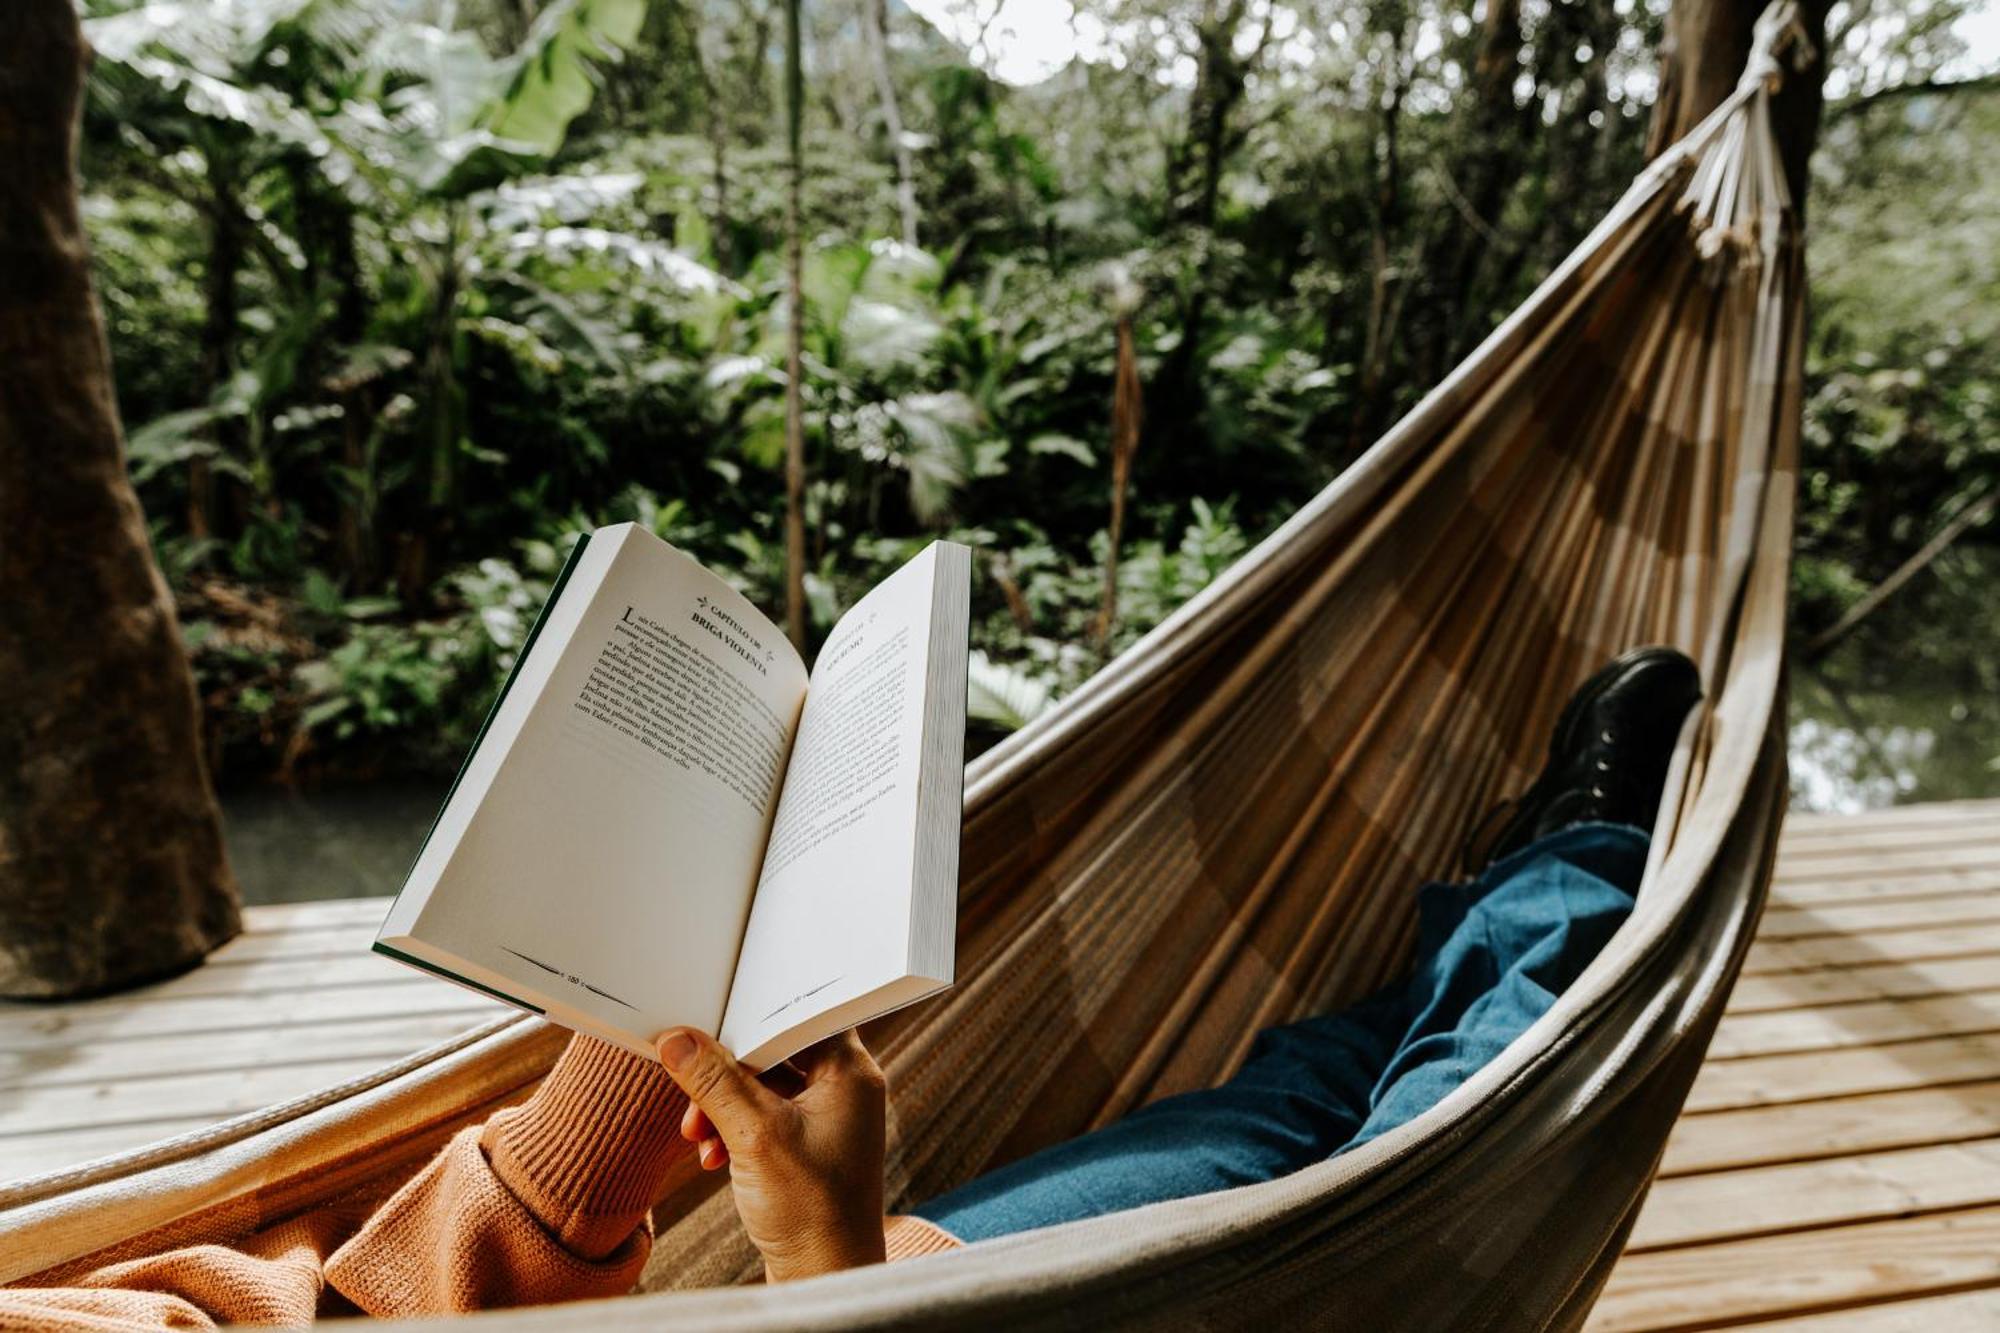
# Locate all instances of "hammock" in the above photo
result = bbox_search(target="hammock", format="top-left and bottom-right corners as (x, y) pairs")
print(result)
(0, 7), (1808, 1327)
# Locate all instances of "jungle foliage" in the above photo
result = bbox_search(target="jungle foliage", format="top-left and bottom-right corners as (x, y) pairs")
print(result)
(74, 0), (1997, 783)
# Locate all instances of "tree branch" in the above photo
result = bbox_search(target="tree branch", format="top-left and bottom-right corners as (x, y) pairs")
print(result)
(1802, 485), (1998, 661)
(1830, 71), (2000, 118)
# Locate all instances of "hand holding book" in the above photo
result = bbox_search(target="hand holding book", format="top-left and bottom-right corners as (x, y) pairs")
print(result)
(375, 526), (970, 1069)
(657, 1025), (890, 1282)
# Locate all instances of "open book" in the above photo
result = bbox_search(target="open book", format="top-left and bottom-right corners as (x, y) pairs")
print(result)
(374, 525), (970, 1070)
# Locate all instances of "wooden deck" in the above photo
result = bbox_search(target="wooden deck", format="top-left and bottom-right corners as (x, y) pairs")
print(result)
(1593, 797), (2000, 1331)
(0, 898), (505, 1180)
(5, 799), (2000, 1327)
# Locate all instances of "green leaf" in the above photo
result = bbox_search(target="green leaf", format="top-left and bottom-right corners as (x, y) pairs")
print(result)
(501, 226), (741, 295)
(966, 651), (1054, 732)
(301, 568), (345, 616)
(485, 172), (644, 229)
(803, 244), (874, 324)
(843, 298), (942, 373)
(342, 596), (402, 621)
(300, 697), (354, 731)
(485, 0), (646, 157)
(126, 407), (229, 484)
(1027, 433), (1095, 466)
(740, 399), (789, 470)
(419, 130), (544, 199)
(885, 391), (982, 523)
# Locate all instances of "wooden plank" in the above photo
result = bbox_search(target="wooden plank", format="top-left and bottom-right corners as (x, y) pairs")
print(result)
(203, 921), (376, 966)
(0, 1056), (409, 1138)
(0, 1118), (221, 1185)
(1661, 1082), (2000, 1177)
(1744, 923), (2000, 977)
(1771, 843), (2000, 884)
(1709, 991), (2000, 1060)
(1628, 1139), (2000, 1251)
(1779, 800), (2000, 841)
(0, 1013), (487, 1090)
(1777, 822), (2000, 861)
(1784, 804), (2000, 836)
(1758, 895), (2000, 942)
(1600, 801), (2000, 1328)
(0, 981), (501, 1049)
(1586, 1205), (2000, 1331)
(1728, 956), (2000, 1014)
(1769, 871), (2000, 909)
(66, 950), (415, 1000)
(1745, 1288), (2000, 1330)
(1687, 1033), (2000, 1113)
(240, 898), (391, 932)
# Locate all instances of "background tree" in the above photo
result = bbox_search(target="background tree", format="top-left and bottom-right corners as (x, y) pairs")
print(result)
(0, 0), (239, 996)
(1651, 0), (1833, 200)
(43, 0), (1997, 806)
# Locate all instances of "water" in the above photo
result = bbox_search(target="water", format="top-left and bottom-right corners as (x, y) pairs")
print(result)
(221, 781), (447, 906)
(216, 658), (1999, 905)
(1788, 656), (2000, 814)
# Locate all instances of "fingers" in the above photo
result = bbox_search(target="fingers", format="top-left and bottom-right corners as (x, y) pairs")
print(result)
(656, 1028), (782, 1147)
(760, 1060), (808, 1101)
(794, 1028), (883, 1090)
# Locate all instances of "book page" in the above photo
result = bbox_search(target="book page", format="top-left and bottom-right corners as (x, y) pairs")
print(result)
(383, 525), (808, 1054)
(719, 544), (961, 1063)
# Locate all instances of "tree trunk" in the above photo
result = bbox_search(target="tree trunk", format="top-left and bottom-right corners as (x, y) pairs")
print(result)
(781, 0), (809, 649)
(862, 0), (918, 248)
(1093, 312), (1144, 650)
(1148, 0), (1263, 457)
(192, 145), (246, 543)
(1347, 20), (1413, 452)
(0, 0), (241, 998)
(1431, 0), (1528, 366)
(678, 2), (735, 274)
(1648, 0), (1833, 207)
(327, 202), (378, 587)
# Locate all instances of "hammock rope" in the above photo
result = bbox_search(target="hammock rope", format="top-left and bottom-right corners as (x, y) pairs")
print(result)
(2, 7), (1807, 1326)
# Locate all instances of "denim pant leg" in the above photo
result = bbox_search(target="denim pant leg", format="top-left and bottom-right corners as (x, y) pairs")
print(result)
(909, 823), (1648, 1243)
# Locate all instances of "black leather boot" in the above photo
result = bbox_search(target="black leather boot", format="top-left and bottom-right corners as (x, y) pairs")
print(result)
(1460, 646), (1703, 876)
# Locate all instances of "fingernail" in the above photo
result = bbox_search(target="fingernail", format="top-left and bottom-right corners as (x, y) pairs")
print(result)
(658, 1031), (696, 1073)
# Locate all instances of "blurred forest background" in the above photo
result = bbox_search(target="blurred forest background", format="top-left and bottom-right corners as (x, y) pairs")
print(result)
(70, 0), (1998, 884)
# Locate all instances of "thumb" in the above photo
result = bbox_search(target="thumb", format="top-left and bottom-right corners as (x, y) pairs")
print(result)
(656, 1028), (777, 1142)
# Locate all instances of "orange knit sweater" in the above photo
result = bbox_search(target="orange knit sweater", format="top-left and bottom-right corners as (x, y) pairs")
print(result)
(0, 1038), (960, 1330)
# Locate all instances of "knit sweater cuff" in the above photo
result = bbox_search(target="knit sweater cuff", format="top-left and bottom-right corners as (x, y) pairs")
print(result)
(882, 1214), (964, 1260)
(481, 1035), (689, 1262)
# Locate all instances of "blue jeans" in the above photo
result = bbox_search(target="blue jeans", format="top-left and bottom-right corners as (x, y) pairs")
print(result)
(911, 822), (1648, 1242)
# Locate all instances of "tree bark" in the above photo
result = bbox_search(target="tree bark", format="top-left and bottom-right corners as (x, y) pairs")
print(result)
(1347, 16), (1414, 452)
(0, 0), (241, 997)
(862, 0), (918, 248)
(781, 0), (808, 649)
(1647, 0), (1833, 208)
(1148, 0), (1267, 457)
(1093, 311), (1143, 650)
(1431, 0), (1528, 366)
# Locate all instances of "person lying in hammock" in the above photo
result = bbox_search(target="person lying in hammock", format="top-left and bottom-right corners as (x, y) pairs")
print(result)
(4, 647), (1700, 1328)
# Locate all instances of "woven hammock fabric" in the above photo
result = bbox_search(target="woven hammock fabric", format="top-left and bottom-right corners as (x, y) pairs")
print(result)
(1, 8), (1808, 1328)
